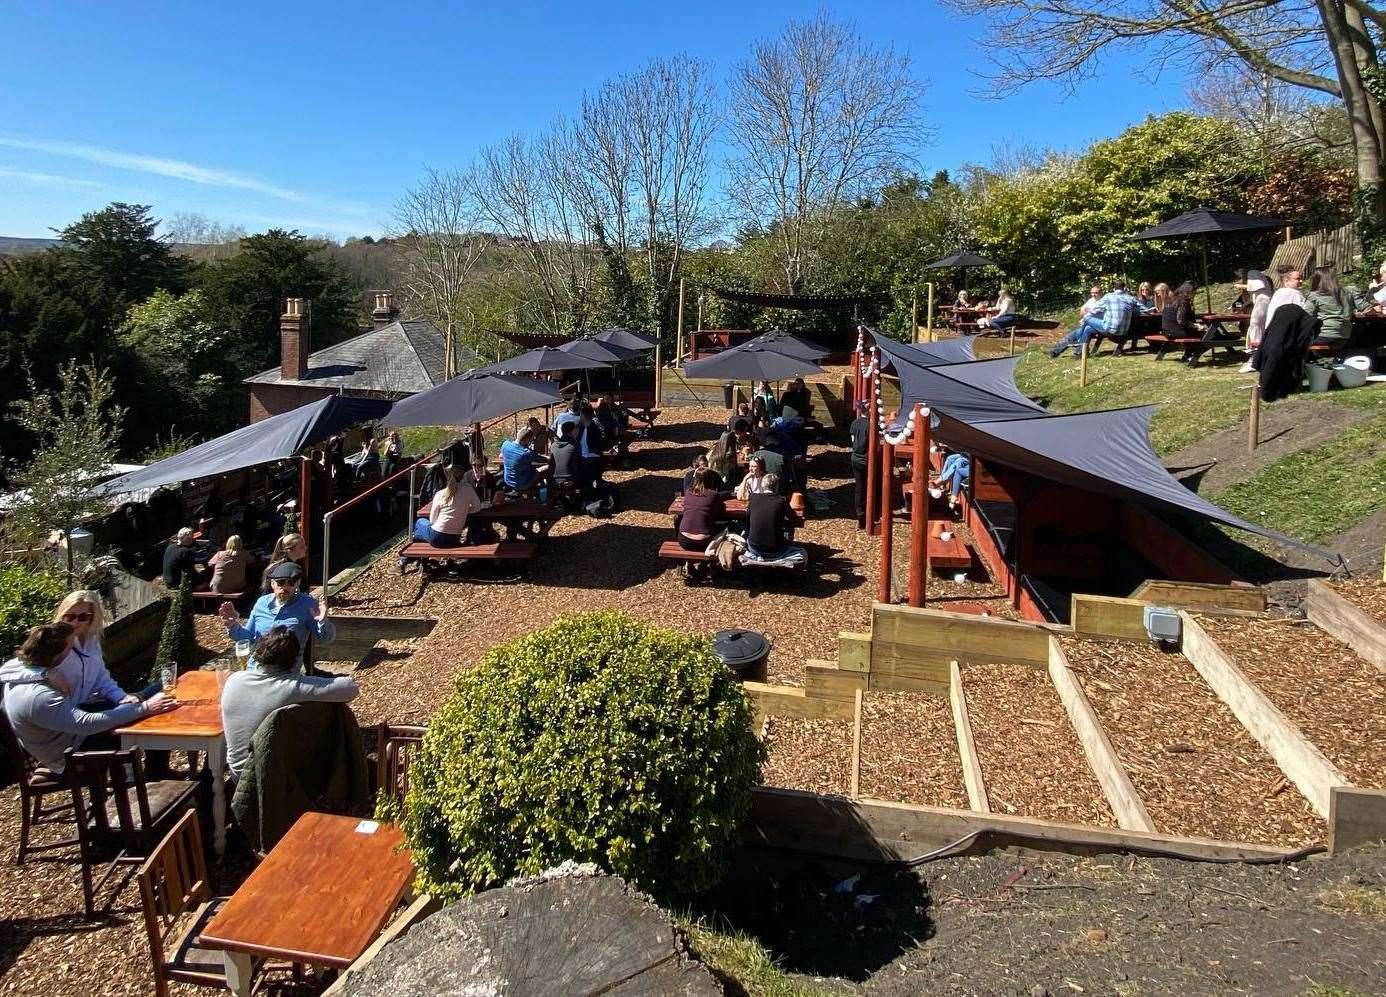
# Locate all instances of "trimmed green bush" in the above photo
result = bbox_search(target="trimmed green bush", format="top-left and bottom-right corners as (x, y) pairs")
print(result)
(402, 611), (765, 903)
(152, 575), (195, 678)
(0, 564), (68, 658)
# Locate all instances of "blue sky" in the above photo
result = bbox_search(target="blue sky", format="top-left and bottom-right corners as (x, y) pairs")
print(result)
(0, 1), (1185, 240)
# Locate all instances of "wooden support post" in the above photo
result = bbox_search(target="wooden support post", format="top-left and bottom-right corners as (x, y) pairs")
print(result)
(877, 438), (896, 604)
(911, 293), (919, 344)
(850, 688), (863, 799)
(865, 363), (880, 536)
(1008, 325), (1016, 356)
(908, 404), (929, 608)
(950, 661), (989, 813)
(1080, 338), (1089, 387)
(696, 293), (704, 333)
(653, 338), (663, 406)
(298, 456), (312, 575)
(925, 282), (934, 342)
(675, 277), (685, 366)
(1248, 383), (1260, 453)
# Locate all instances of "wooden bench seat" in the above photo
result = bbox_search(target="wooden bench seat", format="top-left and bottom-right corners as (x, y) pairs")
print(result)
(928, 523), (972, 570)
(657, 541), (713, 562)
(399, 541), (537, 561)
(191, 590), (243, 604)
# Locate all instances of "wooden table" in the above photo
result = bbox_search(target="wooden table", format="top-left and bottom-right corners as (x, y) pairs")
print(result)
(200, 812), (414, 995)
(116, 669), (229, 855)
(668, 495), (806, 526)
(419, 499), (564, 540)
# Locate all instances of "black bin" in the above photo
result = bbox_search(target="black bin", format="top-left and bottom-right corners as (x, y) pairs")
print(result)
(712, 628), (770, 682)
(722, 381), (736, 409)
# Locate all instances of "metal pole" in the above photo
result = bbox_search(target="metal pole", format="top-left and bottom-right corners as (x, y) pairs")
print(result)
(1248, 383), (1261, 453)
(653, 336), (663, 406)
(864, 360), (880, 536)
(697, 294), (704, 333)
(1202, 237), (1212, 313)
(299, 456), (311, 574)
(908, 404), (929, 608)
(408, 463), (418, 533)
(877, 438), (896, 604)
(321, 509), (332, 602)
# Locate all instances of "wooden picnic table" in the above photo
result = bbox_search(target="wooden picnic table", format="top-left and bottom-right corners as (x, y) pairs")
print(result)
(116, 669), (229, 856)
(668, 495), (806, 526)
(418, 498), (565, 540)
(199, 811), (415, 996)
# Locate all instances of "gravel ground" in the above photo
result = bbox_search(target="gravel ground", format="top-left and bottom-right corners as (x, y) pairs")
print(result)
(1062, 637), (1324, 845)
(1331, 577), (1386, 627)
(858, 690), (968, 808)
(1196, 614), (1386, 786)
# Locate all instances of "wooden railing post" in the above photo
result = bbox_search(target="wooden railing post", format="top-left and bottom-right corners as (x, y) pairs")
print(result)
(908, 404), (929, 608)
(864, 358), (880, 536)
(878, 436), (896, 604)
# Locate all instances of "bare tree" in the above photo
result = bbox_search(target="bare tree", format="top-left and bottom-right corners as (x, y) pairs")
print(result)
(469, 126), (601, 334)
(391, 168), (488, 378)
(945, 0), (1386, 219)
(1190, 62), (1352, 169)
(577, 55), (719, 337)
(727, 14), (927, 292)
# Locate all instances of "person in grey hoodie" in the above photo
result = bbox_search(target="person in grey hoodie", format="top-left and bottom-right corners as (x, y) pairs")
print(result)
(0, 622), (177, 774)
(221, 628), (359, 781)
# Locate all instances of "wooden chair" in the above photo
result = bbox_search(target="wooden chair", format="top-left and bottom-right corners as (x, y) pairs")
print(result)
(1, 712), (77, 865)
(138, 809), (261, 997)
(67, 747), (199, 917)
(375, 724), (426, 806)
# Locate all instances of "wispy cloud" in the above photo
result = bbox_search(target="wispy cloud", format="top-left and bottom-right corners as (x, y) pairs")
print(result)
(0, 166), (104, 189)
(0, 135), (375, 218)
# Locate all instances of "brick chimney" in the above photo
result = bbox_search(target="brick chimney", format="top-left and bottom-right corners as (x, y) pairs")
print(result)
(371, 290), (399, 330)
(280, 298), (310, 381)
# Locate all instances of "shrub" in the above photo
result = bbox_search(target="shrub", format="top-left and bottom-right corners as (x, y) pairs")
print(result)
(401, 611), (765, 903)
(0, 564), (68, 658)
(152, 575), (195, 678)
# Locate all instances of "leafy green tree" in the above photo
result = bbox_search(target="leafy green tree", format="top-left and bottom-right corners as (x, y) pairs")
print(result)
(120, 289), (237, 439)
(198, 229), (363, 375)
(56, 203), (193, 322)
(153, 576), (196, 680)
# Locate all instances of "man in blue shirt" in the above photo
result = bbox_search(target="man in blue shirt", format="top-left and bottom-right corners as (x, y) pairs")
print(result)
(1049, 280), (1139, 358)
(500, 428), (547, 492)
(219, 561), (334, 674)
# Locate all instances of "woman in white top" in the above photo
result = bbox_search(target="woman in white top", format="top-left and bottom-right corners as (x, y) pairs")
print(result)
(1238, 271), (1273, 373)
(50, 590), (136, 707)
(977, 287), (1015, 330)
(412, 465), (482, 547)
(1264, 268), (1306, 329)
(735, 456), (772, 501)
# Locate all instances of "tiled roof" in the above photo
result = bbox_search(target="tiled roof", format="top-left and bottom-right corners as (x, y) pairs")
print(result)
(245, 320), (480, 394)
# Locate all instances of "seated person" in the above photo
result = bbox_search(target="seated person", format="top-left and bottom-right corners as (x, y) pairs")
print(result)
(750, 446), (790, 494)
(207, 535), (248, 594)
(931, 452), (971, 510)
(551, 399), (583, 436)
(413, 465), (483, 547)
(683, 454), (724, 495)
(500, 428), (548, 493)
(526, 416), (553, 456)
(708, 425), (743, 484)
(551, 421), (584, 495)
(675, 469), (726, 552)
(221, 629), (359, 782)
(779, 378), (812, 420)
(746, 475), (795, 559)
(463, 454), (498, 502)
(162, 527), (202, 588)
(347, 437), (381, 482)
(735, 456), (771, 500)
(727, 401), (754, 432)
(0, 622), (175, 774)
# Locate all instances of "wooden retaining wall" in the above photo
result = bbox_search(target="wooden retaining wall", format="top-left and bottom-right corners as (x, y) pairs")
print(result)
(1306, 579), (1386, 673)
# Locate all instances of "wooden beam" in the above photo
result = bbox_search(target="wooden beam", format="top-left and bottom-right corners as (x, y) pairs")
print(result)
(1129, 580), (1267, 615)
(878, 439), (896, 603)
(1180, 612), (1350, 819)
(949, 661), (990, 813)
(850, 688), (863, 800)
(837, 631), (873, 674)
(871, 603), (1050, 668)
(1070, 594), (1149, 641)
(864, 361), (880, 537)
(742, 681), (855, 720)
(908, 404), (929, 608)
(1048, 637), (1156, 833)
(746, 786), (1300, 864)
(805, 661), (869, 705)
(1329, 786), (1386, 853)
(1305, 578), (1386, 673)
(321, 893), (442, 996)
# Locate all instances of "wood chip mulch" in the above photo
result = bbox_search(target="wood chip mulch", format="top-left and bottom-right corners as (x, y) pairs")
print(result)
(760, 716), (853, 797)
(1061, 637), (1324, 846)
(961, 663), (1116, 826)
(858, 690), (968, 808)
(1330, 578), (1386, 628)
(1195, 615), (1386, 787)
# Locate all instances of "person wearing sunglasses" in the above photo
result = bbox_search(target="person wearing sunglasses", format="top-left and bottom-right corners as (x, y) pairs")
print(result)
(49, 590), (143, 709)
(219, 561), (333, 674)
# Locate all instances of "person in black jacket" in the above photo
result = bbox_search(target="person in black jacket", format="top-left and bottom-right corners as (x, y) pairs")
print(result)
(747, 475), (794, 558)
(848, 401), (870, 528)
(1258, 302), (1318, 402)
(551, 421), (583, 494)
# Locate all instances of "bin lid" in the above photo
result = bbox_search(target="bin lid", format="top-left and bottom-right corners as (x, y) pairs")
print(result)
(712, 628), (771, 666)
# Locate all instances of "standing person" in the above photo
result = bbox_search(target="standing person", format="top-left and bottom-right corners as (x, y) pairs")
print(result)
(753, 381), (778, 421)
(675, 469), (726, 551)
(746, 475), (794, 559)
(220, 629), (359, 782)
(412, 465), (482, 548)
(550, 399), (583, 436)
(1304, 266), (1367, 354)
(849, 401), (871, 529)
(49, 591), (138, 710)
(382, 431), (403, 474)
(262, 533), (307, 592)
(1, 623), (176, 774)
(779, 378), (812, 421)
(219, 561), (334, 675)
(162, 527), (201, 588)
(1265, 267), (1306, 329)
(575, 405), (605, 487)
(207, 535), (248, 595)
(749, 396), (771, 431)
(1239, 270), (1273, 373)
(1050, 280), (1138, 358)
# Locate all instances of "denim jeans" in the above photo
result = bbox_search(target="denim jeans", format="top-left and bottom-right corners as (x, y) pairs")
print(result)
(939, 454), (970, 499)
(1050, 315), (1105, 357)
(412, 517), (459, 547)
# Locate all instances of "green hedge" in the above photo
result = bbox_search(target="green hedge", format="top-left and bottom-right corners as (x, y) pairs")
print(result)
(0, 564), (68, 659)
(400, 611), (764, 903)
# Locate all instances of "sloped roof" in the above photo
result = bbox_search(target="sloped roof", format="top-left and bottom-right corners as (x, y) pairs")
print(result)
(245, 320), (479, 394)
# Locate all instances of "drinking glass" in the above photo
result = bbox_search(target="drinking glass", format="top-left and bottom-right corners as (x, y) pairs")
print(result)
(160, 664), (177, 695)
(235, 640), (251, 669)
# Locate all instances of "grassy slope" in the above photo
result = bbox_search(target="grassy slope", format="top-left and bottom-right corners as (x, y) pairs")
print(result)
(678, 917), (834, 996)
(1013, 345), (1386, 545)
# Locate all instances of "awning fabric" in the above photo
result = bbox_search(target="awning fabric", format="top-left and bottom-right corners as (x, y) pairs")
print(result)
(1129, 209), (1285, 241)
(873, 335), (977, 369)
(102, 395), (392, 494)
(887, 355), (1047, 426)
(683, 348), (823, 381)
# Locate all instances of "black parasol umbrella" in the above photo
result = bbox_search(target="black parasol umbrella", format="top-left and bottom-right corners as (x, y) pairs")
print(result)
(1129, 208), (1285, 311)
(590, 327), (659, 351)
(558, 337), (644, 363)
(379, 371), (563, 429)
(736, 329), (831, 361)
(683, 347), (823, 382)
(924, 251), (999, 317)
(471, 346), (611, 376)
